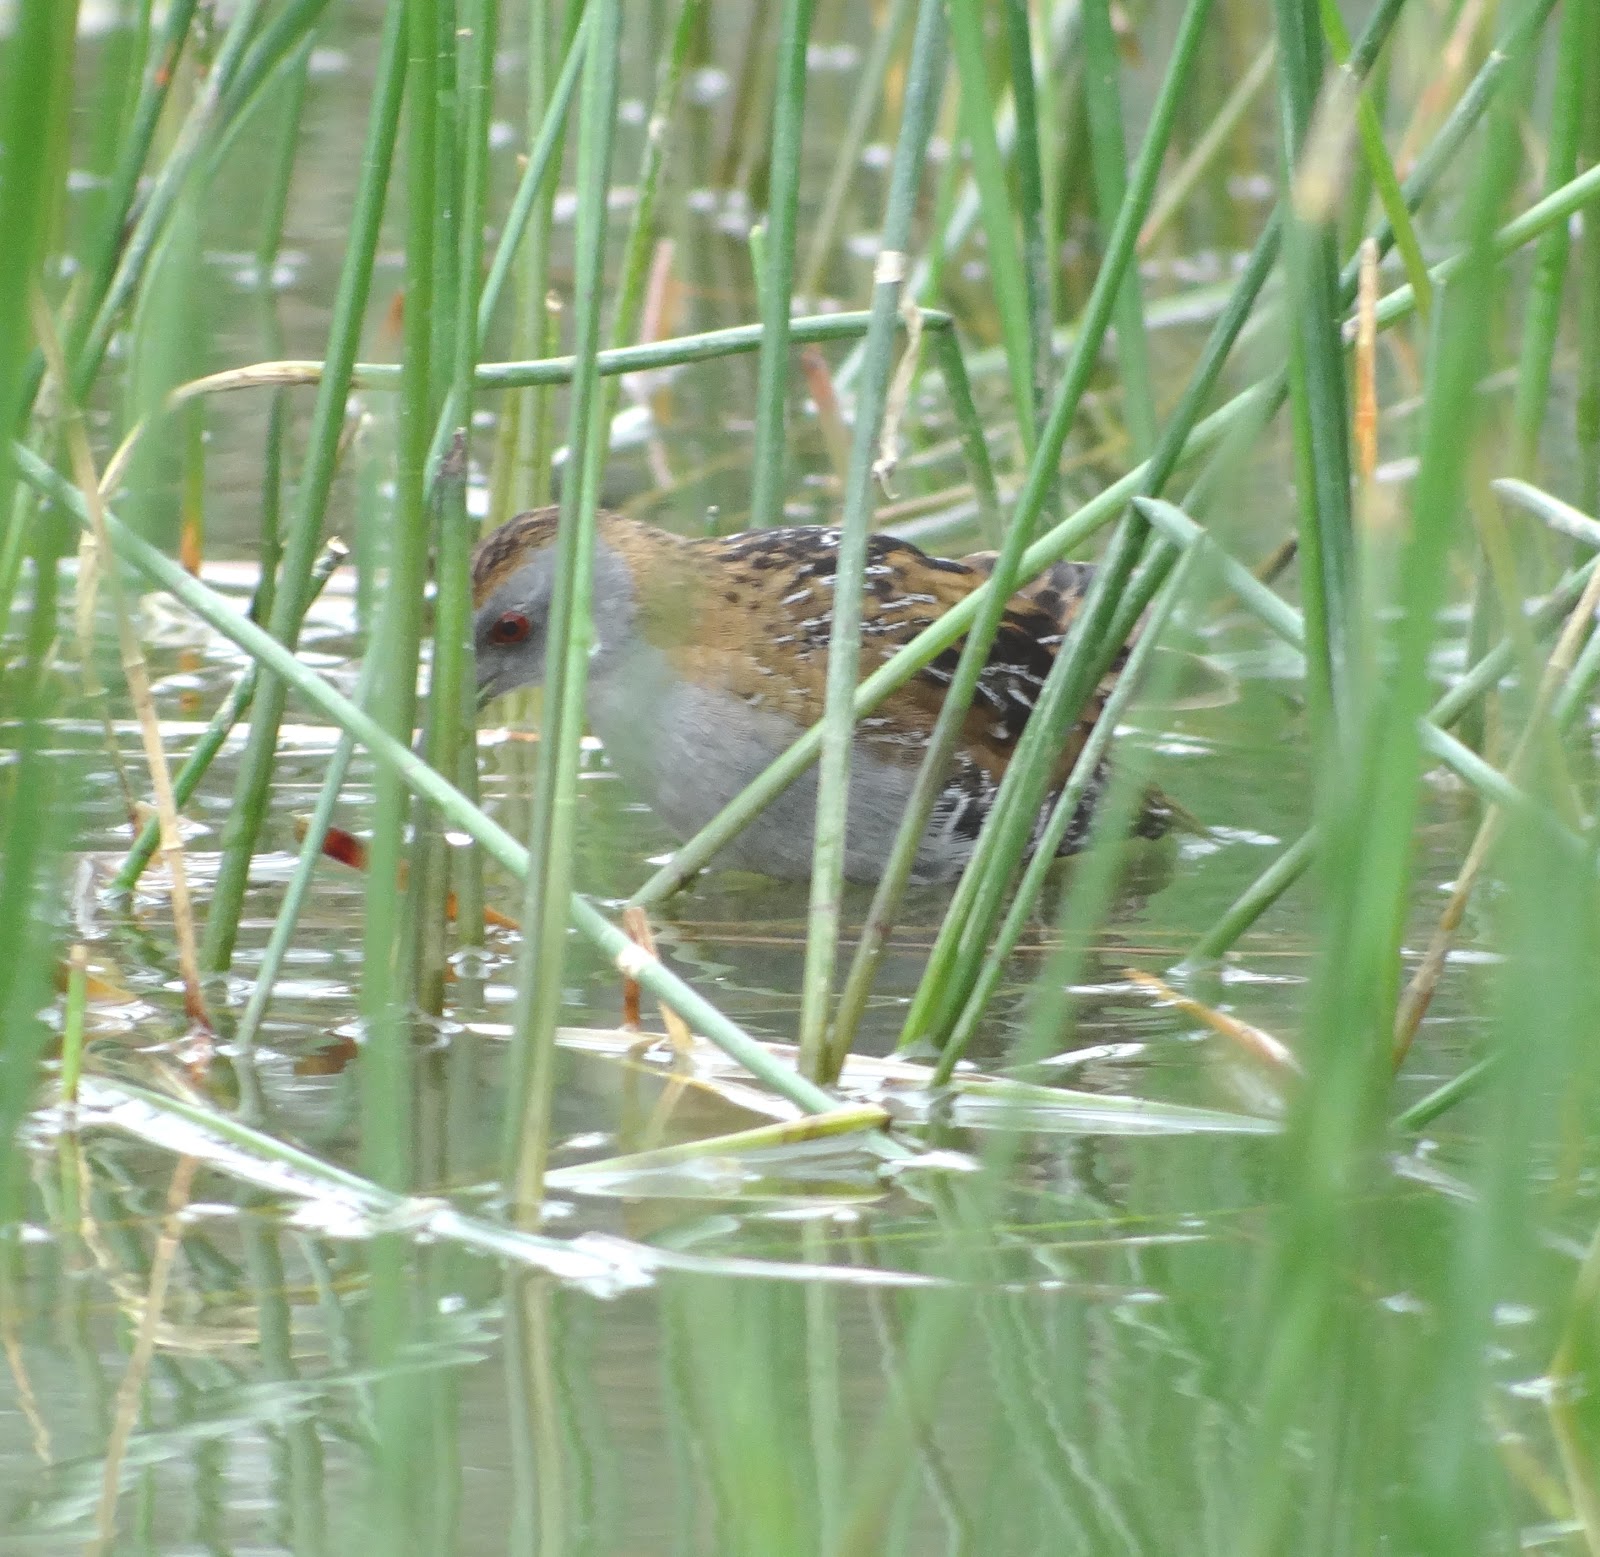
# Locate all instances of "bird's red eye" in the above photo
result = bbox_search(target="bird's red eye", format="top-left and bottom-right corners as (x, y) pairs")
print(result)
(488, 610), (530, 646)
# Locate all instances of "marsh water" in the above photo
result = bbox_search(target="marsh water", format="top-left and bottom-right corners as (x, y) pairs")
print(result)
(1, 5), (1586, 1553)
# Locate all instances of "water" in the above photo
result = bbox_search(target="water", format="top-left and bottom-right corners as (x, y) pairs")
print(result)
(0, 4), (1583, 1552)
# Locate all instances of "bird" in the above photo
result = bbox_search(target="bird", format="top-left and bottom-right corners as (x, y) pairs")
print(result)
(471, 508), (1170, 883)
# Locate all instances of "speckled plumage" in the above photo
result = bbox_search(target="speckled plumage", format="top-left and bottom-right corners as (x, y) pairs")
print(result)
(471, 508), (1156, 882)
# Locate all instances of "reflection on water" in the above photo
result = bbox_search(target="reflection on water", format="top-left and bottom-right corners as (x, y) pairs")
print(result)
(2, 5), (1570, 1553)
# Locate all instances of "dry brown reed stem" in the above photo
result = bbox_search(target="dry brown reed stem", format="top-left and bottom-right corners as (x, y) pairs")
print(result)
(1395, 0), (1491, 174)
(1, 1299), (51, 1464)
(873, 288), (923, 493)
(1391, 552), (1600, 1067)
(31, 293), (213, 1043)
(1251, 534), (1300, 588)
(1125, 968), (1302, 1076)
(88, 1153), (199, 1557)
(1353, 237), (1380, 488)
(620, 905), (693, 1054)
(97, 360), (330, 497)
(799, 344), (852, 481)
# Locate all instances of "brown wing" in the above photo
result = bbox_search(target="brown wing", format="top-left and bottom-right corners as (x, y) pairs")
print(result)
(613, 517), (1169, 848)
(657, 528), (981, 741)
(656, 529), (1118, 791)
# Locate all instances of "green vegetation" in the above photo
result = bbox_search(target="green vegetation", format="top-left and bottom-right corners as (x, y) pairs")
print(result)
(2, 0), (1600, 1551)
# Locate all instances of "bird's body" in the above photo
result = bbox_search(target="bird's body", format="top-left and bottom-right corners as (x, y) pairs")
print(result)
(472, 509), (1162, 882)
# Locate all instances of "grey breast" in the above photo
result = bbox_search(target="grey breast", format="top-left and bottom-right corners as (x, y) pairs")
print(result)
(585, 647), (964, 881)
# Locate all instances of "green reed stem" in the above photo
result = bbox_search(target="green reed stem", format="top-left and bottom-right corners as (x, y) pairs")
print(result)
(1003, 0), (1054, 440)
(0, 0), (195, 635)
(747, 0), (815, 529)
(947, 0), (1038, 452)
(380, 307), (934, 388)
(422, 6), (584, 497)
(525, 7), (590, 513)
(1081, 0), (1157, 454)
(1394, 508), (1600, 1131)
(1154, 498), (1600, 969)
(503, 0), (622, 1217)
(0, 0), (75, 567)
(14, 450), (843, 1132)
(233, 659), (377, 1062)
(0, 696), (73, 1212)
(1318, 0), (1432, 321)
(898, 0), (1214, 1052)
(72, 0), (263, 404)
(1393, 1052), (1501, 1133)
(935, 540), (1196, 1085)
(1273, 0), (1354, 741)
(822, 340), (1026, 1072)
(416, 0), (497, 1008)
(60, 0), (198, 378)
(359, 0), (438, 1311)
(795, 0), (946, 1083)
(361, 77), (437, 1557)
(1580, 52), (1600, 520)
(1511, 0), (1592, 475)
(477, 6), (591, 348)
(1464, 0), (1583, 747)
(240, 12), (581, 1031)
(213, 310), (944, 399)
(428, 5), (462, 418)
(1139, 495), (1578, 823)
(215, 0), (333, 127)
(605, 0), (702, 373)
(112, 36), (315, 898)
(931, 327), (1005, 546)
(1139, 40), (1275, 250)
(1370, 162), (1600, 332)
(1181, 828), (1321, 970)
(1245, 28), (1537, 1534)
(1369, 0), (1558, 283)
(250, 35), (315, 631)
(885, 0), (1080, 340)
(797, 0), (918, 300)
(415, 458), (475, 1015)
(199, 0), (406, 975)
(0, 0), (76, 1183)
(203, 1), (337, 184)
